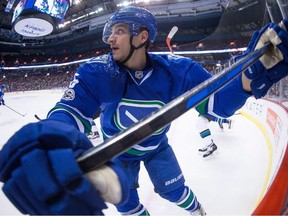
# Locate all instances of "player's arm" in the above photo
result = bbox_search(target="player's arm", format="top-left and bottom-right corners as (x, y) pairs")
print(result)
(240, 19), (288, 98)
(0, 56), (129, 215)
(47, 66), (101, 134)
(194, 20), (288, 118)
(47, 54), (126, 134)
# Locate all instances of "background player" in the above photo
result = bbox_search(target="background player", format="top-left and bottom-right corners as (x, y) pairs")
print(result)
(216, 117), (233, 130)
(87, 108), (101, 143)
(195, 114), (233, 159)
(0, 84), (6, 106)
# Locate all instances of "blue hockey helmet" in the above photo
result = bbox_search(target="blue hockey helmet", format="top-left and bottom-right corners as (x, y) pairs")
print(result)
(102, 6), (157, 44)
(0, 84), (6, 89)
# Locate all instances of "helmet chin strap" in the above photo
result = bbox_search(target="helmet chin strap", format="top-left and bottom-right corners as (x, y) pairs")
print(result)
(117, 36), (148, 65)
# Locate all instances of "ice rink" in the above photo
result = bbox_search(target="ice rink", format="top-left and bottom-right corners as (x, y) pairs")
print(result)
(0, 90), (269, 215)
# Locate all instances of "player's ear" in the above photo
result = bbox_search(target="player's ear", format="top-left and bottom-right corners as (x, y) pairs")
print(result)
(139, 27), (149, 43)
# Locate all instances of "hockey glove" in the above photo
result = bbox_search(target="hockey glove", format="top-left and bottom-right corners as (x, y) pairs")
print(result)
(243, 19), (288, 98)
(0, 120), (128, 215)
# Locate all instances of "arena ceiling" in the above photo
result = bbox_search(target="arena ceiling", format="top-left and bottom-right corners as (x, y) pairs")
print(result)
(0, 0), (267, 55)
(0, 0), (264, 32)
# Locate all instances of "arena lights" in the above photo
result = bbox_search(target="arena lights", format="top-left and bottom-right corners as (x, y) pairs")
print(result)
(74, 0), (82, 5)
(0, 58), (89, 70)
(117, 0), (151, 7)
(153, 47), (246, 55)
(58, 7), (104, 28)
(0, 47), (247, 71)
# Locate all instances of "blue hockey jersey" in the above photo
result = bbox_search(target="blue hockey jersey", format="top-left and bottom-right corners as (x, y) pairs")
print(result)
(0, 89), (4, 103)
(48, 52), (250, 157)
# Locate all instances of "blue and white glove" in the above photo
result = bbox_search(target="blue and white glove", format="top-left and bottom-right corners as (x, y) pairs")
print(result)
(0, 120), (128, 215)
(243, 19), (288, 98)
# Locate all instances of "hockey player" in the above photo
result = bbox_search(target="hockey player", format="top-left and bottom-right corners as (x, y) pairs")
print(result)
(0, 6), (287, 216)
(87, 120), (100, 140)
(195, 114), (233, 159)
(87, 108), (102, 145)
(0, 84), (6, 106)
(217, 117), (233, 130)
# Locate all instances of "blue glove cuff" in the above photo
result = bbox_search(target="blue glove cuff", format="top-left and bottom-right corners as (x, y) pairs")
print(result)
(250, 72), (273, 99)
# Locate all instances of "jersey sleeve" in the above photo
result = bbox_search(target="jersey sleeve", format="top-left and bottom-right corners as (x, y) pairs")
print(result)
(48, 54), (127, 133)
(167, 55), (251, 118)
(0, 91), (4, 103)
(206, 75), (251, 118)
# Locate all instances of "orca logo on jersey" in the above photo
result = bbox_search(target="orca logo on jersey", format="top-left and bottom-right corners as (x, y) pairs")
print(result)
(62, 89), (75, 101)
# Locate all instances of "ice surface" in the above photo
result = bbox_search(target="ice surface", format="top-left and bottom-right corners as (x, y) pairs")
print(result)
(0, 91), (268, 215)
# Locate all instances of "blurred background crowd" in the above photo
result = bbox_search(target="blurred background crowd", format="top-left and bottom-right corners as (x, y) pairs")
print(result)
(1, 36), (287, 100)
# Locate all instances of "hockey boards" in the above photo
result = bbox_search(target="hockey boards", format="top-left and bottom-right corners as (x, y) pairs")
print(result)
(77, 43), (270, 173)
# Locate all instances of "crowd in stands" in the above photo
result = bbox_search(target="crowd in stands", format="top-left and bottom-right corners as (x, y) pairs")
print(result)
(1, 59), (286, 100)
(2, 72), (74, 92)
(1, 36), (287, 100)
(0, 65), (78, 92)
(1, 36), (250, 67)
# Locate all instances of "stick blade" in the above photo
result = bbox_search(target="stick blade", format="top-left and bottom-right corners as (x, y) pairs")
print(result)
(34, 114), (41, 120)
(167, 26), (178, 39)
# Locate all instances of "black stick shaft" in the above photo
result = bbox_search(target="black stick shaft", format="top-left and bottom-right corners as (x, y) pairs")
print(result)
(34, 114), (42, 120)
(4, 104), (26, 117)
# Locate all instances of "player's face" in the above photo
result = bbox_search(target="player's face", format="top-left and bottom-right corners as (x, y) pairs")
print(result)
(107, 23), (131, 61)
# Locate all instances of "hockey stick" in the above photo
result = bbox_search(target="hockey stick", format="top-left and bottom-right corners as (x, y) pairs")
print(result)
(34, 114), (42, 120)
(166, 26), (178, 53)
(4, 104), (26, 117)
(77, 43), (271, 173)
